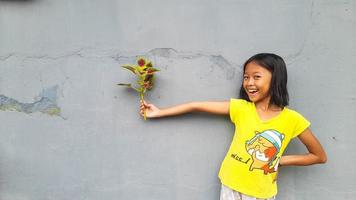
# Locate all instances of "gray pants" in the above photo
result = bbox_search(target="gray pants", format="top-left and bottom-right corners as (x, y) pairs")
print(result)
(220, 184), (276, 200)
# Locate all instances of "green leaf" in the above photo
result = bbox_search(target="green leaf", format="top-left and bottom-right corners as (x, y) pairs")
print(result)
(137, 80), (144, 85)
(117, 83), (140, 92)
(121, 65), (138, 75)
(148, 67), (160, 72)
(135, 65), (143, 71)
(117, 83), (132, 87)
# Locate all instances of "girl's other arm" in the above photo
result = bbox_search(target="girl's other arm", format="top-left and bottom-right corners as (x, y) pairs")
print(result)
(140, 100), (230, 118)
(280, 128), (327, 166)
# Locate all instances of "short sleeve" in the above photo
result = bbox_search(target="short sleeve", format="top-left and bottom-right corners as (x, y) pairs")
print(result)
(229, 98), (245, 124)
(292, 112), (311, 138)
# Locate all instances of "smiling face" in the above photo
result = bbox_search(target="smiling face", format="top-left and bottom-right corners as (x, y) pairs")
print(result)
(243, 62), (272, 104)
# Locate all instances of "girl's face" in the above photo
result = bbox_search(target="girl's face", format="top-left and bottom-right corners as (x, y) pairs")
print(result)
(243, 62), (272, 104)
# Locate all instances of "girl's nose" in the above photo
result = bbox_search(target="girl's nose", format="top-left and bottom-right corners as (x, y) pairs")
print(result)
(247, 78), (254, 85)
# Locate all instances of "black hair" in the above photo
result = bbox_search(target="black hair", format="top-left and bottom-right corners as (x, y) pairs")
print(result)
(239, 53), (289, 107)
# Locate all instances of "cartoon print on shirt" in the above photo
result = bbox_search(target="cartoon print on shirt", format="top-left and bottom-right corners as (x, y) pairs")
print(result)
(245, 129), (284, 174)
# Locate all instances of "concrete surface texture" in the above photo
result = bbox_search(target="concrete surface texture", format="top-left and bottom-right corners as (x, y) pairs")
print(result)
(0, 0), (355, 199)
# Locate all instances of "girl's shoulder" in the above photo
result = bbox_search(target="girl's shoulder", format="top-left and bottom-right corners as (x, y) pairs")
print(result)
(230, 98), (251, 105)
(230, 98), (254, 109)
(283, 106), (309, 120)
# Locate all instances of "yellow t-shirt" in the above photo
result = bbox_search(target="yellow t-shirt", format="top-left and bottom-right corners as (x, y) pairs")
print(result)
(218, 99), (310, 198)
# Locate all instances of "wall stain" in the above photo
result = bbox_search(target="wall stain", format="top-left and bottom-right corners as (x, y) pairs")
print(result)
(209, 55), (236, 80)
(0, 86), (62, 118)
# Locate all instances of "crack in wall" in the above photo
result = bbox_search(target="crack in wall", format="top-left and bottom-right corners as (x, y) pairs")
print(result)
(0, 53), (15, 61)
(1, 48), (239, 80)
(285, 1), (314, 65)
(0, 48), (87, 62)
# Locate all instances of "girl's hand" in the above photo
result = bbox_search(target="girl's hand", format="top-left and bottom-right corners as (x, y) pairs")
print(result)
(140, 100), (161, 118)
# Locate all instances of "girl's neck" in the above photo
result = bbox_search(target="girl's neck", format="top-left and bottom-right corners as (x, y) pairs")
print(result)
(256, 104), (282, 112)
(254, 103), (283, 122)
(254, 99), (282, 112)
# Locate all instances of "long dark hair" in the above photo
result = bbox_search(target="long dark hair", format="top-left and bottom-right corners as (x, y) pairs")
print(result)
(239, 53), (289, 107)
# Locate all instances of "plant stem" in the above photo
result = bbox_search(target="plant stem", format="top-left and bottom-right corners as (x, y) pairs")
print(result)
(140, 92), (146, 120)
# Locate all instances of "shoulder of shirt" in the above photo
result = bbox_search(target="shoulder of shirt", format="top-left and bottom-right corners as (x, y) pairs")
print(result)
(230, 98), (250, 105)
(230, 99), (254, 115)
(283, 106), (305, 118)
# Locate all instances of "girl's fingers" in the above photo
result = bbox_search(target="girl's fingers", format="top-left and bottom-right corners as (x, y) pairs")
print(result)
(144, 103), (151, 109)
(140, 100), (148, 107)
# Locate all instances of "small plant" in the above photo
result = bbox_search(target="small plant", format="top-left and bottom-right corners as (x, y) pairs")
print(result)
(118, 57), (159, 120)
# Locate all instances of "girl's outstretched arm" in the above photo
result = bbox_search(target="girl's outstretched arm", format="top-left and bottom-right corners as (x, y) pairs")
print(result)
(140, 100), (230, 118)
(280, 128), (327, 166)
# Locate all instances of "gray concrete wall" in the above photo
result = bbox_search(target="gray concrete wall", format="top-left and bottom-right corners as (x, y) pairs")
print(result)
(0, 0), (355, 199)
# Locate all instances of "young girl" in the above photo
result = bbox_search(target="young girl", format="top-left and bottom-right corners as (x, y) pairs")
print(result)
(139, 53), (327, 200)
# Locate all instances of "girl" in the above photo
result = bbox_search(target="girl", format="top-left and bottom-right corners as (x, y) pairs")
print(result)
(139, 53), (327, 200)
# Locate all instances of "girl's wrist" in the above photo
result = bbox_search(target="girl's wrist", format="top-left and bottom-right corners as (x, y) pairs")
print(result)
(156, 110), (163, 118)
(279, 158), (284, 167)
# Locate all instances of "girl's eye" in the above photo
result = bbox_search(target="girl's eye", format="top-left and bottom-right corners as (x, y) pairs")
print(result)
(254, 76), (261, 79)
(243, 76), (248, 80)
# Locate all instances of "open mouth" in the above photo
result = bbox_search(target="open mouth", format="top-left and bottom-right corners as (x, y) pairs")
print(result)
(247, 89), (258, 95)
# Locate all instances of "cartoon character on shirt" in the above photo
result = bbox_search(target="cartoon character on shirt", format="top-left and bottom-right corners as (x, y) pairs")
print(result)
(245, 129), (284, 174)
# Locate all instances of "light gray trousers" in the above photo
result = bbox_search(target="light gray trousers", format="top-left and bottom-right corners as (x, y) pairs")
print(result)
(220, 184), (276, 200)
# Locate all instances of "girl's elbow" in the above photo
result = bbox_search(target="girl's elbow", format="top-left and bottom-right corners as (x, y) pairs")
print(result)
(189, 102), (199, 112)
(317, 153), (327, 164)
(320, 155), (327, 164)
